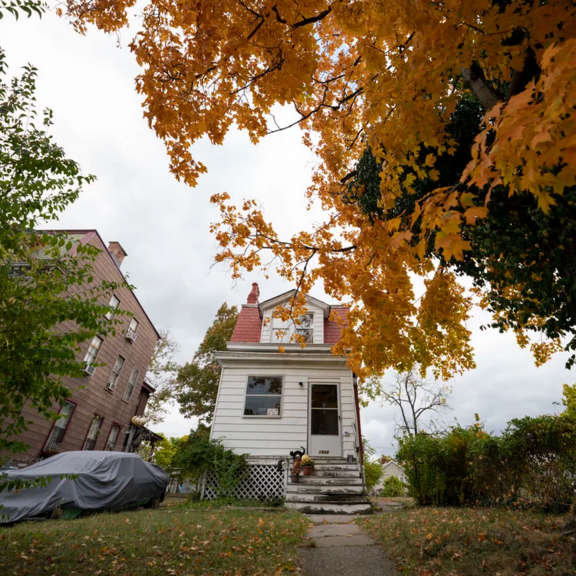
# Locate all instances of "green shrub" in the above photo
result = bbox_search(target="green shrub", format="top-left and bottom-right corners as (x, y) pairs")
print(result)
(380, 476), (405, 497)
(362, 437), (384, 491)
(173, 427), (249, 499)
(396, 414), (576, 510)
(364, 459), (384, 491)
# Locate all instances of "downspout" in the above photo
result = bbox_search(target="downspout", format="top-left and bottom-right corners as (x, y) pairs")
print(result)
(353, 375), (364, 463)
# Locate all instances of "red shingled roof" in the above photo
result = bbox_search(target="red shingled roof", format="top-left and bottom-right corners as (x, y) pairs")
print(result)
(324, 307), (349, 344)
(230, 283), (348, 344)
(230, 305), (262, 342)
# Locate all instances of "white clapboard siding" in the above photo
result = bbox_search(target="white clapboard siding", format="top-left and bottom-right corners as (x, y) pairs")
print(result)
(211, 364), (358, 458)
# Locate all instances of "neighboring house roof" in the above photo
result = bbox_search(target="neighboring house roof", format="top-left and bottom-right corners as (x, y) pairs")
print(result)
(230, 283), (349, 343)
(43, 229), (161, 340)
(383, 460), (405, 472)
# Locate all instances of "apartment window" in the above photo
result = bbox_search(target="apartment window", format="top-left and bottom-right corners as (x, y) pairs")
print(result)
(123, 367), (139, 401)
(44, 401), (76, 452)
(126, 318), (139, 343)
(83, 336), (103, 365)
(106, 424), (121, 451)
(104, 295), (120, 320)
(83, 416), (103, 450)
(244, 376), (282, 417)
(106, 355), (125, 391)
(270, 313), (314, 344)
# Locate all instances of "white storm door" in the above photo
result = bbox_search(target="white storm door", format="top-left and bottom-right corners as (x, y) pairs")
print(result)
(308, 383), (342, 457)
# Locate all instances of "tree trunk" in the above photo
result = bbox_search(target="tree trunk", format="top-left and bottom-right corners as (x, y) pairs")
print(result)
(460, 63), (501, 111)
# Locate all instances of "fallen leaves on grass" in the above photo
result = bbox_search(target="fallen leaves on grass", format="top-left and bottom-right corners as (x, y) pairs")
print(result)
(360, 507), (576, 576)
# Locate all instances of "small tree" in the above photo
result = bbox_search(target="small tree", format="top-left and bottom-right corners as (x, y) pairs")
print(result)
(376, 369), (451, 437)
(381, 476), (405, 498)
(177, 303), (238, 424)
(362, 437), (383, 492)
(0, 49), (124, 474)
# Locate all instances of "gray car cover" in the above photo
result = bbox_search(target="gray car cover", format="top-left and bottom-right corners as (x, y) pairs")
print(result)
(0, 451), (169, 523)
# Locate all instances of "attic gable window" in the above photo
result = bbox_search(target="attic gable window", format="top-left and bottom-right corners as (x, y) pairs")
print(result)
(244, 376), (282, 417)
(270, 313), (314, 344)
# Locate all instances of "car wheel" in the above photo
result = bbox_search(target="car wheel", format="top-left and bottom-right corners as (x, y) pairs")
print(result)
(145, 494), (162, 509)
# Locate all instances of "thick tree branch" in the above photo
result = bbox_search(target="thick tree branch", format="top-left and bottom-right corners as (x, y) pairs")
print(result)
(293, 6), (332, 28)
(460, 63), (501, 110)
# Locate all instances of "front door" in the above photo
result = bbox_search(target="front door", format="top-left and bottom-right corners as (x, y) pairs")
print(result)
(308, 383), (342, 457)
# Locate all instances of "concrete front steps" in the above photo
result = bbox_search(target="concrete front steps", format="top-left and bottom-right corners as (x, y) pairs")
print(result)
(285, 457), (372, 515)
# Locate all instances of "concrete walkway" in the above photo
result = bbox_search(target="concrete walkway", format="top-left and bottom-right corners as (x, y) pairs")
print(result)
(299, 514), (398, 576)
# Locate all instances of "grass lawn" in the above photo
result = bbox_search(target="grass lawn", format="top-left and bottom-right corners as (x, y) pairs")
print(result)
(0, 504), (307, 575)
(359, 506), (576, 576)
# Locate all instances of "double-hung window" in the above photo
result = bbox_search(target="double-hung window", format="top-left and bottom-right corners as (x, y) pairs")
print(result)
(270, 313), (314, 343)
(83, 336), (103, 365)
(123, 368), (139, 401)
(106, 424), (121, 451)
(44, 401), (75, 452)
(83, 416), (103, 450)
(244, 376), (283, 417)
(106, 355), (125, 391)
(104, 295), (120, 320)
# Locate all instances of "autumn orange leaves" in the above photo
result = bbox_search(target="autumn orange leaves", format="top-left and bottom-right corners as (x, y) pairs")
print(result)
(58, 0), (576, 380)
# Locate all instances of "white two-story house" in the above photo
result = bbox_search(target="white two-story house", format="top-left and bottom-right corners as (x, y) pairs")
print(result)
(207, 283), (371, 514)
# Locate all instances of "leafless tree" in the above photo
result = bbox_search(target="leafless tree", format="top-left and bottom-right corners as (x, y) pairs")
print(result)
(378, 369), (452, 436)
(144, 328), (180, 425)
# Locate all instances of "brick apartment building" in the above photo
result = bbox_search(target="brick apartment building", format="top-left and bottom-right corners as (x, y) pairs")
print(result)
(8, 230), (161, 467)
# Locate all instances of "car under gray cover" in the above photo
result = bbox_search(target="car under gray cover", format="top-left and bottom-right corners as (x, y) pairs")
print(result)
(0, 451), (169, 523)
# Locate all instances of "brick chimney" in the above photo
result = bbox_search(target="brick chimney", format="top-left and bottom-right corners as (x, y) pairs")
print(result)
(108, 241), (127, 268)
(247, 282), (260, 304)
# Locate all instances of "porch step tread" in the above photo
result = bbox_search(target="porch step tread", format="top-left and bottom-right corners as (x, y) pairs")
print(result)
(285, 492), (368, 503)
(295, 477), (363, 486)
(312, 465), (359, 471)
(286, 485), (364, 495)
(311, 470), (359, 477)
(285, 501), (372, 515)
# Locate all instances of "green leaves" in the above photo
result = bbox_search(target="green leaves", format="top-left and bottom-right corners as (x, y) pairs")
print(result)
(0, 0), (45, 20)
(176, 303), (239, 424)
(0, 50), (126, 472)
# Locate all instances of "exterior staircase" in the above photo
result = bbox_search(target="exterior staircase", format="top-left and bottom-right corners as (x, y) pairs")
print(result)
(284, 457), (372, 515)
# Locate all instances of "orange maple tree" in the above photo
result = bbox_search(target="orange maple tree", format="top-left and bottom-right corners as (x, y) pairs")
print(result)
(57, 0), (576, 380)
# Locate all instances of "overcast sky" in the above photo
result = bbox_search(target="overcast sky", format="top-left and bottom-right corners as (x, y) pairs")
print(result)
(1, 11), (571, 457)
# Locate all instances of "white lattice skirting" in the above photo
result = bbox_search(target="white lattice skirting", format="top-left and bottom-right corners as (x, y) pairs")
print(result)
(202, 464), (285, 500)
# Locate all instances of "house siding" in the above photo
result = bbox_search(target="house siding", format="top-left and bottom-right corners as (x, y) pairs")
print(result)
(211, 362), (357, 457)
(7, 231), (158, 466)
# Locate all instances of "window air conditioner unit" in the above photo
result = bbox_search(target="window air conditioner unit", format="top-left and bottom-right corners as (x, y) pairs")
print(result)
(125, 329), (138, 344)
(83, 363), (96, 376)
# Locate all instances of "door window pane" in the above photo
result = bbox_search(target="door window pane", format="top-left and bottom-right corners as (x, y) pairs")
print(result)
(311, 384), (338, 408)
(311, 409), (339, 435)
